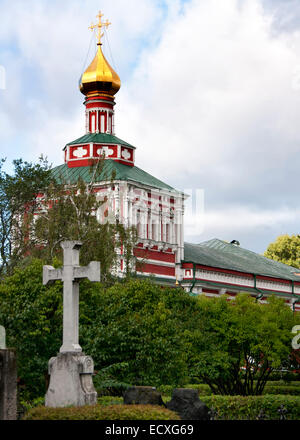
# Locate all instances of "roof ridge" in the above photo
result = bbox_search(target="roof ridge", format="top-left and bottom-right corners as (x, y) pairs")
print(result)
(50, 160), (177, 192)
(65, 132), (134, 148)
(184, 240), (299, 280)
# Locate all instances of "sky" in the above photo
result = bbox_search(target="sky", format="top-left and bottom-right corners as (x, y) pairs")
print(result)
(0, 0), (300, 254)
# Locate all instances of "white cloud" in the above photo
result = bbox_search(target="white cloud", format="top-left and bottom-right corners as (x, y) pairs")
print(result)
(119, 0), (300, 177)
(116, 0), (300, 251)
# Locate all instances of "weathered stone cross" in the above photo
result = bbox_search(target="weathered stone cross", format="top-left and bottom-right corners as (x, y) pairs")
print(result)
(43, 241), (100, 353)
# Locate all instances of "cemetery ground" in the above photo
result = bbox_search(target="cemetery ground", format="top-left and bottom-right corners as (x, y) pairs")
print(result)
(0, 258), (300, 421)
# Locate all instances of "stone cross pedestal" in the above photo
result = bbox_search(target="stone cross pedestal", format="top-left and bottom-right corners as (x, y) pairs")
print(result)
(43, 241), (100, 408)
(0, 325), (17, 420)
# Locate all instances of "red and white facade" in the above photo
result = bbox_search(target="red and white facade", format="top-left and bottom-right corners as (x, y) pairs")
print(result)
(84, 93), (115, 135)
(79, 180), (185, 283)
(180, 261), (300, 312)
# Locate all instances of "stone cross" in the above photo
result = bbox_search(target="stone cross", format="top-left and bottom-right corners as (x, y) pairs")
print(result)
(0, 325), (6, 350)
(43, 241), (100, 353)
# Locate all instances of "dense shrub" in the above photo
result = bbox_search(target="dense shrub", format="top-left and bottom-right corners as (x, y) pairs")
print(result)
(267, 371), (300, 382)
(201, 395), (300, 420)
(158, 384), (212, 396)
(263, 385), (300, 396)
(81, 279), (200, 388)
(22, 404), (180, 420)
(98, 396), (123, 406)
(265, 381), (300, 387)
(158, 382), (300, 398)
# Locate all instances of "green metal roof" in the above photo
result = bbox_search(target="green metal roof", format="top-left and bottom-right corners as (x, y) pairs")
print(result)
(183, 238), (300, 282)
(51, 160), (177, 192)
(65, 133), (134, 148)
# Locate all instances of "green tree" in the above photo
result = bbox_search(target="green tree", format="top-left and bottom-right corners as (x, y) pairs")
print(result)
(264, 234), (300, 269)
(0, 157), (52, 277)
(0, 259), (63, 399)
(190, 293), (300, 395)
(31, 160), (138, 284)
(80, 279), (196, 388)
(0, 261), (198, 399)
(0, 155), (137, 284)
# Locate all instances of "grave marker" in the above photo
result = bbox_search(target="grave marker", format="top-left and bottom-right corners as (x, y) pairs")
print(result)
(0, 325), (5, 349)
(0, 326), (17, 420)
(43, 241), (99, 407)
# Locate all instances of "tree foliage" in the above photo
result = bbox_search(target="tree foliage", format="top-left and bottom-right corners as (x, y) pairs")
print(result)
(0, 157), (52, 277)
(0, 259), (62, 399)
(30, 159), (137, 283)
(79, 279), (197, 389)
(1, 258), (299, 401)
(0, 155), (138, 284)
(264, 234), (300, 269)
(0, 262), (198, 398)
(190, 294), (300, 395)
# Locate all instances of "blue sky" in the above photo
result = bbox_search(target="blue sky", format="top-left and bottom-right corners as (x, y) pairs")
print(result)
(1, 0), (300, 254)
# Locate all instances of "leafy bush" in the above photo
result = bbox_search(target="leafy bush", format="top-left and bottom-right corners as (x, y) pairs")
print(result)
(93, 363), (131, 396)
(81, 279), (198, 388)
(263, 385), (300, 396)
(23, 404), (180, 420)
(156, 385), (173, 396)
(98, 396), (123, 406)
(267, 371), (300, 382)
(191, 294), (300, 396)
(158, 384), (212, 396)
(158, 382), (300, 398)
(201, 395), (300, 420)
(184, 384), (212, 395)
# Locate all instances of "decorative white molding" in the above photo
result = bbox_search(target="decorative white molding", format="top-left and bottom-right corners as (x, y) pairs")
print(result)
(256, 279), (293, 294)
(121, 148), (131, 160)
(97, 146), (114, 157)
(73, 147), (88, 158)
(195, 269), (254, 288)
(136, 257), (175, 268)
(136, 271), (175, 280)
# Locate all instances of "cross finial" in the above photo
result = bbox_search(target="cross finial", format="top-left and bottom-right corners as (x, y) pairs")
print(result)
(89, 11), (111, 46)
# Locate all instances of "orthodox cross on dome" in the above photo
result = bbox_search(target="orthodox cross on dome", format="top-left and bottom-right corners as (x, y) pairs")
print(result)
(89, 11), (111, 46)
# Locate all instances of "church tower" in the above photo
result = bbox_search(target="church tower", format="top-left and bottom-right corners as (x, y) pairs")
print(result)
(49, 12), (300, 310)
(52, 12), (186, 282)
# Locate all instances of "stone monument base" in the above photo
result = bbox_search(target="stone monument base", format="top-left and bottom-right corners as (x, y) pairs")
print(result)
(45, 352), (97, 408)
(0, 349), (17, 420)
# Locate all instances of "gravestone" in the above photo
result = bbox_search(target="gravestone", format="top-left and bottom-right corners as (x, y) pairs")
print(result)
(0, 325), (17, 420)
(43, 241), (100, 407)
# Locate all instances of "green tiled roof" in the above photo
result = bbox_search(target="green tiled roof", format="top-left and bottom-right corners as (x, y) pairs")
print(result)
(184, 238), (300, 281)
(51, 160), (177, 192)
(65, 133), (134, 148)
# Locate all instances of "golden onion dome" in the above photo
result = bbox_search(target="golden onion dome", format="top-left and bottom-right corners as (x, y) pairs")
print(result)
(79, 44), (121, 96)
